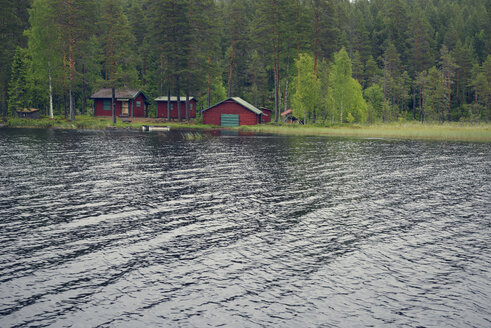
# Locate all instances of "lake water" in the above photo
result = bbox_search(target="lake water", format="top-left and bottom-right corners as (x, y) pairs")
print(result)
(0, 128), (490, 327)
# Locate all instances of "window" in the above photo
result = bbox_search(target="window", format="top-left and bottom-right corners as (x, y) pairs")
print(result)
(170, 103), (174, 111)
(103, 99), (111, 110)
(136, 101), (141, 107)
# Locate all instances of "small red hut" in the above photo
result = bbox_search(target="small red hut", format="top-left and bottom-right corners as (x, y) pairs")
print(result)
(260, 107), (272, 123)
(91, 89), (149, 117)
(155, 96), (197, 119)
(202, 97), (264, 126)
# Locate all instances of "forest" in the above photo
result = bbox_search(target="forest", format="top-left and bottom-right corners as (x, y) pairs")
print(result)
(1, 0), (490, 124)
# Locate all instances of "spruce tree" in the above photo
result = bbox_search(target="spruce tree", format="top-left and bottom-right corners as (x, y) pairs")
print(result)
(7, 47), (30, 116)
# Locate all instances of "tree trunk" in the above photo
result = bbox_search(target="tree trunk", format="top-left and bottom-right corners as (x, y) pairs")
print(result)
(274, 65), (279, 122)
(167, 55), (171, 120)
(69, 88), (75, 121)
(313, 12), (319, 78)
(176, 76), (181, 122)
(228, 40), (235, 97)
(2, 87), (7, 120)
(160, 53), (164, 95)
(228, 23), (237, 98)
(207, 57), (211, 108)
(68, 0), (75, 121)
(412, 91), (416, 120)
(167, 84), (171, 120)
(81, 61), (86, 116)
(185, 90), (190, 121)
(421, 88), (425, 123)
(64, 93), (67, 118)
(112, 87), (116, 124)
(48, 62), (54, 119)
(284, 63), (289, 113)
(143, 51), (147, 86)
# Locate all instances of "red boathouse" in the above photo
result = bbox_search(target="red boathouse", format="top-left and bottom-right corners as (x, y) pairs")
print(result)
(91, 89), (149, 117)
(155, 96), (197, 119)
(202, 97), (266, 126)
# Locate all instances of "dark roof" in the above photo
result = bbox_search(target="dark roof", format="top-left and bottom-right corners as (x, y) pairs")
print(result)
(155, 96), (196, 102)
(90, 88), (148, 100)
(203, 97), (263, 115)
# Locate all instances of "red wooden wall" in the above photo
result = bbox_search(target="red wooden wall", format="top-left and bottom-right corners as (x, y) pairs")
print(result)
(202, 100), (260, 126)
(157, 100), (196, 118)
(261, 109), (272, 123)
(95, 99), (122, 116)
(94, 93), (147, 117)
(133, 93), (146, 117)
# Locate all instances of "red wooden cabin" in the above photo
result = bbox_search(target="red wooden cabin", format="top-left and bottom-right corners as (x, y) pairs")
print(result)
(260, 107), (272, 123)
(91, 89), (149, 117)
(202, 97), (266, 126)
(155, 96), (197, 119)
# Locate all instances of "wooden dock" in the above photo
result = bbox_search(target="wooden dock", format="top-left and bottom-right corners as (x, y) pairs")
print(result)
(141, 125), (170, 132)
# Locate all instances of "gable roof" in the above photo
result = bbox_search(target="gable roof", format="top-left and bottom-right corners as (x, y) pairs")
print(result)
(281, 109), (293, 117)
(90, 88), (148, 100)
(203, 97), (263, 115)
(154, 96), (196, 102)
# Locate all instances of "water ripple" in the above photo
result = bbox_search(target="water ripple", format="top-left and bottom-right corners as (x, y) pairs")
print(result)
(0, 129), (490, 327)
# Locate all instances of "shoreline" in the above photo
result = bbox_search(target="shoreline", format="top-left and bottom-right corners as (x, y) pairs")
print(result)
(2, 116), (491, 142)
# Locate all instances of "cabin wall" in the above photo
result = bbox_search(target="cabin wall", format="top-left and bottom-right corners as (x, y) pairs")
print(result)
(94, 95), (147, 117)
(157, 100), (196, 118)
(132, 93), (146, 117)
(202, 101), (260, 126)
(94, 99), (122, 117)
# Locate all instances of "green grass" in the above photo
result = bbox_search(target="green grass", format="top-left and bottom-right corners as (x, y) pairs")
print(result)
(239, 122), (491, 142)
(3, 115), (212, 131)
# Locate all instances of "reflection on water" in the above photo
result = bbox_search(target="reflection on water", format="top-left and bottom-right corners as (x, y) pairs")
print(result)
(0, 128), (490, 327)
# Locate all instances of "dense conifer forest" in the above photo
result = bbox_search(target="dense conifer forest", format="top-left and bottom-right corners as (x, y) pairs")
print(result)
(1, 0), (490, 123)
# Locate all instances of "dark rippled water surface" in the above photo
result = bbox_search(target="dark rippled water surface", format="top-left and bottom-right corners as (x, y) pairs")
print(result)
(0, 128), (490, 327)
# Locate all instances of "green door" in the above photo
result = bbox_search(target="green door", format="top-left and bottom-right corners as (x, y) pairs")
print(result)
(221, 114), (239, 127)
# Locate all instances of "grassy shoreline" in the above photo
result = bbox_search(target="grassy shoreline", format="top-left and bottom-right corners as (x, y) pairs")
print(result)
(239, 123), (491, 142)
(1, 115), (211, 131)
(2, 115), (490, 142)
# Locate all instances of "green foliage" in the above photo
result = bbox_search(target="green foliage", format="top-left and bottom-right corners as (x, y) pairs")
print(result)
(292, 53), (321, 124)
(329, 47), (368, 123)
(363, 84), (384, 122)
(198, 77), (226, 112)
(346, 112), (355, 124)
(8, 47), (31, 116)
(1, 0), (489, 124)
(100, 0), (138, 88)
(0, 0), (30, 117)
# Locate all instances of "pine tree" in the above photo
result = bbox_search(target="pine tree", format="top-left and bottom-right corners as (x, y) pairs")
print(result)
(100, 0), (138, 123)
(407, 6), (434, 78)
(470, 63), (488, 122)
(47, 0), (97, 121)
(438, 45), (457, 121)
(7, 47), (30, 116)
(0, 0), (30, 119)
